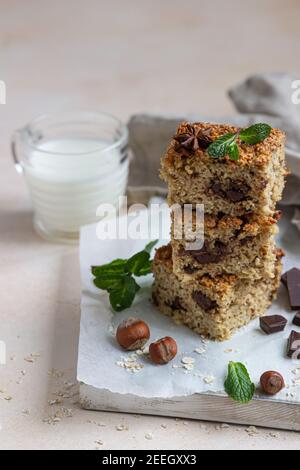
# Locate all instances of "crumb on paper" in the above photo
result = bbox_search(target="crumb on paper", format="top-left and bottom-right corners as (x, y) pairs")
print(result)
(145, 432), (153, 440)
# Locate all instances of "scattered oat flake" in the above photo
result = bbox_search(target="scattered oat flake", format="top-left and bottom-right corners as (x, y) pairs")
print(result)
(43, 407), (73, 424)
(145, 432), (153, 440)
(181, 357), (195, 365)
(194, 347), (206, 355)
(203, 375), (215, 384)
(116, 424), (128, 431)
(48, 368), (64, 379)
(4, 395), (12, 401)
(246, 426), (259, 436)
(95, 440), (104, 448)
(48, 398), (63, 406)
(24, 353), (40, 363)
(224, 348), (233, 353)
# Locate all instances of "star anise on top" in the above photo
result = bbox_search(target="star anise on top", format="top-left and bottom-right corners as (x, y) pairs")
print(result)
(174, 125), (212, 153)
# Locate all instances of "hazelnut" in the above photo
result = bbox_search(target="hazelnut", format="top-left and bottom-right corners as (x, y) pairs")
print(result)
(260, 371), (285, 395)
(116, 318), (150, 351)
(149, 337), (177, 365)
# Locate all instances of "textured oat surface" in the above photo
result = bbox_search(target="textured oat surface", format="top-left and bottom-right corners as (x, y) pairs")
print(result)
(161, 123), (287, 216)
(153, 245), (282, 341)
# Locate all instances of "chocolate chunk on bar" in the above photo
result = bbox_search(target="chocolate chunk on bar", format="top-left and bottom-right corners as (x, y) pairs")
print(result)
(286, 268), (300, 310)
(287, 331), (300, 359)
(166, 296), (186, 311)
(192, 291), (217, 311)
(293, 312), (300, 327)
(260, 315), (287, 335)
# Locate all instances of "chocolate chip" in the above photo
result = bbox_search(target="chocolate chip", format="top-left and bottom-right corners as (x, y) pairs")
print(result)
(181, 241), (230, 265)
(210, 182), (226, 199)
(293, 312), (300, 327)
(226, 188), (247, 202)
(192, 291), (217, 311)
(183, 265), (198, 274)
(287, 331), (300, 359)
(260, 315), (287, 335)
(286, 268), (300, 310)
(166, 296), (186, 311)
(210, 180), (249, 203)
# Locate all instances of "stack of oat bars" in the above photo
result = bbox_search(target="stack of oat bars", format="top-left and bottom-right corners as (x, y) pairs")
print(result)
(152, 122), (287, 341)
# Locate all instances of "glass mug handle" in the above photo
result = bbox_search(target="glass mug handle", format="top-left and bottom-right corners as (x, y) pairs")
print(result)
(11, 130), (23, 174)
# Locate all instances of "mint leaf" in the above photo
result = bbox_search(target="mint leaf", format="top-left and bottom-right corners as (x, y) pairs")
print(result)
(92, 259), (126, 277)
(92, 240), (158, 312)
(109, 275), (140, 312)
(125, 240), (158, 276)
(239, 123), (271, 145)
(125, 250), (150, 276)
(228, 142), (239, 161)
(144, 240), (158, 254)
(207, 133), (237, 159)
(224, 362), (255, 404)
(93, 273), (125, 291)
(136, 260), (153, 276)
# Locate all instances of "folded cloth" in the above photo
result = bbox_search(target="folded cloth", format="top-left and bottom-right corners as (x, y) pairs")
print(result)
(128, 73), (300, 231)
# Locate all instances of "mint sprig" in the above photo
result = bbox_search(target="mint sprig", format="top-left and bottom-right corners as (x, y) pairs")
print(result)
(224, 362), (255, 404)
(92, 240), (158, 312)
(207, 123), (271, 161)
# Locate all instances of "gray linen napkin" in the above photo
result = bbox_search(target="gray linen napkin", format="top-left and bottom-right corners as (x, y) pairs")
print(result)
(128, 73), (300, 229)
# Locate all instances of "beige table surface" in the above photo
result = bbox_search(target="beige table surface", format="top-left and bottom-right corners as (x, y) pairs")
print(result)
(1, 0), (300, 450)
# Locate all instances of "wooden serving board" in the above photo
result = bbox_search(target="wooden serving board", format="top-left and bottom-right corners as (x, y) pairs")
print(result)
(80, 385), (300, 431)
(78, 209), (300, 432)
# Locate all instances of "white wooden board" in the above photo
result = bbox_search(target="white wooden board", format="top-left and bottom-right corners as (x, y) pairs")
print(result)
(78, 208), (300, 431)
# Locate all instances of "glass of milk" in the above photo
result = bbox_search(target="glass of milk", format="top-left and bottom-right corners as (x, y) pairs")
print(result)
(12, 111), (129, 243)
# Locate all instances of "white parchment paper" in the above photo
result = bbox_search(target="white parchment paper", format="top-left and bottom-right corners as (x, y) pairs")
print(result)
(77, 208), (300, 402)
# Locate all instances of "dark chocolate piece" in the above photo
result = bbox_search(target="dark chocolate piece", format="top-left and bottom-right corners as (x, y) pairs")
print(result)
(192, 291), (217, 311)
(260, 315), (287, 335)
(293, 312), (300, 327)
(183, 265), (198, 274)
(181, 241), (230, 265)
(287, 268), (300, 310)
(210, 180), (249, 203)
(287, 331), (300, 359)
(226, 188), (247, 203)
(166, 296), (186, 311)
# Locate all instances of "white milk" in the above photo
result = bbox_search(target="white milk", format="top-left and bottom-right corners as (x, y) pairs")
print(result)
(24, 138), (129, 237)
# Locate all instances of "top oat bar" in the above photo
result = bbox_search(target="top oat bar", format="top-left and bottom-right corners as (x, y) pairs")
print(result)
(161, 122), (287, 216)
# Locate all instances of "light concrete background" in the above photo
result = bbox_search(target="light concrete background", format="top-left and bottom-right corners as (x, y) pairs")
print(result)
(0, 0), (300, 450)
